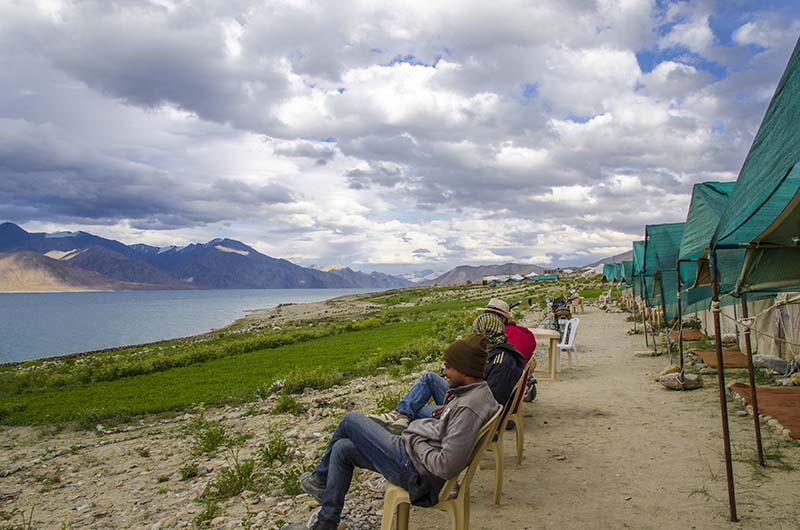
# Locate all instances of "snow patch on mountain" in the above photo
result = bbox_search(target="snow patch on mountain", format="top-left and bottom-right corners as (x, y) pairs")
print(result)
(214, 245), (249, 257)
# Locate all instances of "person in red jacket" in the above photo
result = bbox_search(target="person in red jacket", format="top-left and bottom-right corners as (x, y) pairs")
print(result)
(505, 320), (537, 412)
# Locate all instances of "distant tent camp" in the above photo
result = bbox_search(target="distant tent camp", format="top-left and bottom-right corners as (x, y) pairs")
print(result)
(509, 274), (525, 282)
(532, 274), (559, 281)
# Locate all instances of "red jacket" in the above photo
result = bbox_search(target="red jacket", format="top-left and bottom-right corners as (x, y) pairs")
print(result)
(505, 322), (536, 361)
(505, 322), (536, 412)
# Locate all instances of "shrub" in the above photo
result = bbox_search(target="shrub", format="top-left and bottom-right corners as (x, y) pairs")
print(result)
(201, 449), (261, 502)
(374, 391), (404, 414)
(278, 464), (306, 496)
(193, 500), (220, 528)
(271, 394), (306, 416)
(282, 370), (345, 395)
(259, 432), (293, 466)
(180, 462), (199, 481)
(188, 413), (237, 455)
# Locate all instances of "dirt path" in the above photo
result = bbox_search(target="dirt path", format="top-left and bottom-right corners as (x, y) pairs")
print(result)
(413, 307), (800, 530)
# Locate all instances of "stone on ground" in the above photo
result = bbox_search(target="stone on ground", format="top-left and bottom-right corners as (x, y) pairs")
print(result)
(659, 372), (703, 390)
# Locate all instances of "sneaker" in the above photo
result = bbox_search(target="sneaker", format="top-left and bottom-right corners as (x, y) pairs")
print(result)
(367, 410), (410, 434)
(300, 471), (326, 504)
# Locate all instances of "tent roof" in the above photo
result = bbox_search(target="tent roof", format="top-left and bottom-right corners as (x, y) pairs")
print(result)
(645, 223), (685, 320)
(632, 240), (645, 275)
(603, 263), (616, 282)
(711, 37), (800, 293)
(622, 261), (634, 286)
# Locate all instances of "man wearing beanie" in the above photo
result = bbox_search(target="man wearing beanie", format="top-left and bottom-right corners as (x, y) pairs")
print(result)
(293, 334), (498, 530)
(369, 298), (525, 434)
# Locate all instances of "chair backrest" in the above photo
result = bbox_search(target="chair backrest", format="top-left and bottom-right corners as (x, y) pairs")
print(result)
(558, 318), (580, 348)
(436, 405), (503, 504)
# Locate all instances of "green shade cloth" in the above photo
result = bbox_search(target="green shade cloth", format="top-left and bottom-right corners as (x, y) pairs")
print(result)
(532, 274), (558, 281)
(678, 181), (736, 312)
(632, 240), (647, 299)
(712, 37), (800, 293)
(622, 261), (634, 286)
(603, 263), (616, 282)
(646, 223), (685, 321)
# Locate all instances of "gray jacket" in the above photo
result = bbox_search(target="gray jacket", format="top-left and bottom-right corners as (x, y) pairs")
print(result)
(402, 381), (498, 481)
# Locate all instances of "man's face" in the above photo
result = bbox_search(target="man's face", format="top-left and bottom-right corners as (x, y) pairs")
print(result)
(442, 361), (467, 388)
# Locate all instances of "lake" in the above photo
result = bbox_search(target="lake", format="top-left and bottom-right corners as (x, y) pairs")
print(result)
(0, 288), (376, 364)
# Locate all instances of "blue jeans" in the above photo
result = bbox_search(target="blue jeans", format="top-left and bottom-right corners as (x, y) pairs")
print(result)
(396, 371), (449, 420)
(314, 412), (421, 526)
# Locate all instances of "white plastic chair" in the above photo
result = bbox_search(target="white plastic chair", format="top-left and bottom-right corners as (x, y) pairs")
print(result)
(556, 318), (580, 372)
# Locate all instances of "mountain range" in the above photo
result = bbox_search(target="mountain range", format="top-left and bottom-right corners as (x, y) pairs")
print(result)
(0, 222), (412, 292)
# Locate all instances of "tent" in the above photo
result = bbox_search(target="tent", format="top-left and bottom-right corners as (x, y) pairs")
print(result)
(699, 36), (800, 523)
(710, 37), (800, 294)
(602, 263), (616, 282)
(622, 260), (634, 287)
(645, 223), (685, 322)
(678, 182), (738, 312)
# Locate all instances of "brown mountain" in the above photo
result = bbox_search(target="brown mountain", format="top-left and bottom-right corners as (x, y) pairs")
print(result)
(0, 252), (121, 292)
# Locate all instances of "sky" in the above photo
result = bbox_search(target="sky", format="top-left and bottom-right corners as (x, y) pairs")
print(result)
(1, 0), (799, 275)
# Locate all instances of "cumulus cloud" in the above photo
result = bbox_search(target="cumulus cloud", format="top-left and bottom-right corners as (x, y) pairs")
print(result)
(0, 0), (798, 272)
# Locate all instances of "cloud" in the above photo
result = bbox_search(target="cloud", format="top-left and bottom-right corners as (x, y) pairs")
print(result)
(1, 0), (798, 273)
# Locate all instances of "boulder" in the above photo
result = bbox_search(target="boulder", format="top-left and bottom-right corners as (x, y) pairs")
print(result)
(654, 365), (680, 381)
(752, 355), (791, 375)
(659, 373), (703, 391)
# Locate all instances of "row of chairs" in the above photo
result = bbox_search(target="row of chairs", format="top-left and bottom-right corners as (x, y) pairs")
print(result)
(381, 356), (536, 530)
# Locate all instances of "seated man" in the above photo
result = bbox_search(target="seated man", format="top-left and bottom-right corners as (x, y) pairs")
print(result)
(293, 334), (498, 530)
(369, 297), (524, 433)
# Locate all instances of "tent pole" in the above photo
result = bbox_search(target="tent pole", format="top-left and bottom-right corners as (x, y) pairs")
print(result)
(643, 273), (658, 355)
(711, 249), (738, 522)
(676, 275), (684, 374)
(740, 298), (765, 466)
(640, 275), (649, 347)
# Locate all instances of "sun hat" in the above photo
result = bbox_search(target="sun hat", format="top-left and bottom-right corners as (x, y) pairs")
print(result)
(480, 297), (513, 321)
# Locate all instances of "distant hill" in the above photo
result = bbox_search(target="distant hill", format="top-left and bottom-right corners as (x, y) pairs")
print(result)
(0, 252), (150, 292)
(427, 263), (547, 286)
(583, 250), (633, 268)
(0, 222), (411, 291)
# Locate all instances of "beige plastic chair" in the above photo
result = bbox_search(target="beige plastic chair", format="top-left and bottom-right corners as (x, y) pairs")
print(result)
(380, 405), (503, 530)
(485, 364), (528, 505)
(506, 356), (537, 467)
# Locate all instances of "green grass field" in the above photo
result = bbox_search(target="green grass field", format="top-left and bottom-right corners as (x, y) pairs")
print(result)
(0, 320), (433, 424)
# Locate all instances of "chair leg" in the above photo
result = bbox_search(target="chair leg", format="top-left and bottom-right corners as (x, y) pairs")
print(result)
(514, 414), (524, 465)
(574, 347), (579, 368)
(463, 491), (471, 530)
(397, 503), (410, 530)
(493, 438), (504, 505)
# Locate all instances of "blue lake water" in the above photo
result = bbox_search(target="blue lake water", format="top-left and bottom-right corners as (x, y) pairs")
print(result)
(0, 289), (375, 364)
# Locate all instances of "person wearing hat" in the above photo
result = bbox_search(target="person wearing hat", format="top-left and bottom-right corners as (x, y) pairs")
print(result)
(294, 334), (498, 530)
(368, 297), (524, 434)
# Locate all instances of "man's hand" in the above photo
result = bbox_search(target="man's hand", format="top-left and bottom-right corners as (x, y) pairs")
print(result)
(430, 406), (446, 418)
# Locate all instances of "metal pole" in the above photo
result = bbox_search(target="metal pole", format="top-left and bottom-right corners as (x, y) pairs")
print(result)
(740, 298), (765, 466)
(676, 274), (684, 374)
(640, 275), (649, 347)
(710, 249), (738, 522)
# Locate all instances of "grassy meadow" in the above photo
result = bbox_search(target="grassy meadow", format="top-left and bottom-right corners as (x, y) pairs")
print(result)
(0, 277), (604, 426)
